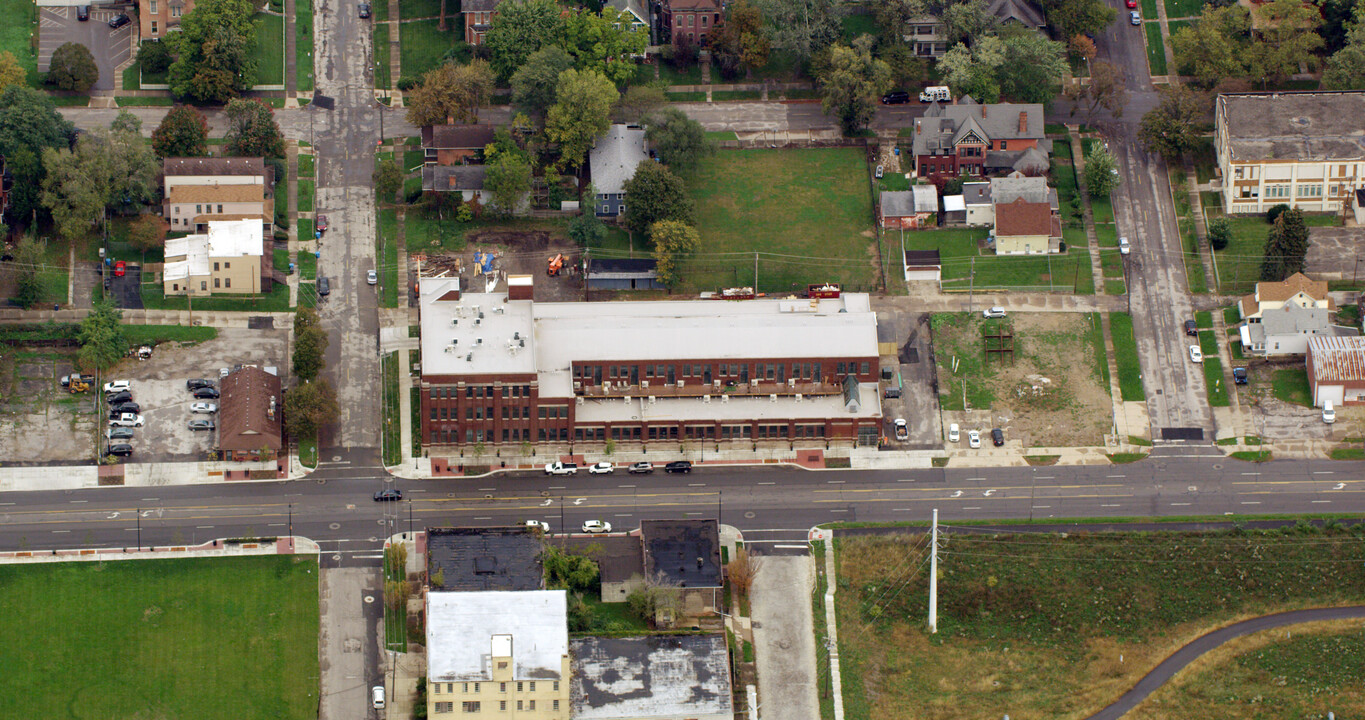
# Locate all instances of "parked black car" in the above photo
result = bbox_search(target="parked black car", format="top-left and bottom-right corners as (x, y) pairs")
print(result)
(193, 387), (221, 399)
(374, 488), (403, 501)
(664, 461), (693, 474)
(107, 443), (133, 457)
(358, 2), (371, 17)
(318, 276), (331, 296)
(77, 5), (90, 21)
(1232, 367), (1248, 385)
(110, 402), (141, 415)
(108, 13), (130, 28)
(106, 390), (133, 405)
(1184, 319), (1198, 336)
(883, 387), (902, 399)
(187, 378), (215, 390)
(991, 428), (1005, 446)
(881, 91), (911, 105)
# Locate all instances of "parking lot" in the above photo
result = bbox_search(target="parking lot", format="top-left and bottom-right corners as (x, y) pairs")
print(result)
(873, 302), (942, 448)
(38, 4), (133, 92)
(0, 351), (102, 463)
(1307, 227), (1365, 281)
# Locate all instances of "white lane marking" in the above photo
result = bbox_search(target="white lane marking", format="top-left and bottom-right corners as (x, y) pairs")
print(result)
(1311, 500), (1332, 504)
(688, 483), (706, 487)
(268, 523), (287, 527)
(963, 506), (981, 510)
(1101, 504), (1122, 507)
(829, 509), (849, 513)
(52, 530), (70, 533)
(1032, 505), (1051, 509)
(196, 525), (214, 529)
(478, 487), (496, 492)
(1241, 473), (1261, 476)
(1240, 502), (1261, 505)
(1035, 476), (1055, 480)
(618, 484), (636, 488)
(473, 516), (492, 520)
(1106, 475), (1125, 479)
(1171, 502), (1191, 506)
(758, 481), (776, 485)
(1313, 471), (1334, 475)
(827, 480), (845, 484)
(70, 500), (87, 504)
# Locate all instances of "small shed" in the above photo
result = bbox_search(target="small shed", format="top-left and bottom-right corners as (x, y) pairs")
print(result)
(903, 249), (942, 282)
(942, 194), (966, 225)
(586, 257), (665, 291)
(879, 185), (939, 229)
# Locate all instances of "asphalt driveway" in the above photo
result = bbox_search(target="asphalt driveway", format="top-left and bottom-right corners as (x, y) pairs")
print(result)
(38, 5), (133, 92)
(107, 264), (143, 309)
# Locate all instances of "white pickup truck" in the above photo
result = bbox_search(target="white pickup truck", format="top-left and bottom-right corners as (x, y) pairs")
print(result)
(544, 462), (578, 476)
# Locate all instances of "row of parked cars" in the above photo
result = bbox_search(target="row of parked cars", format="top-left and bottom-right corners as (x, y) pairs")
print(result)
(947, 423), (1005, 448)
(543, 460), (692, 476)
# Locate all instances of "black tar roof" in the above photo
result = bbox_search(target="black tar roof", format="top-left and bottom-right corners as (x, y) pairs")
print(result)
(640, 519), (721, 588)
(427, 526), (544, 591)
(587, 257), (658, 275)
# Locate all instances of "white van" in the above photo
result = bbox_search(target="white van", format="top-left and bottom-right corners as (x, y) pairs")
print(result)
(1323, 401), (1336, 424)
(919, 86), (951, 103)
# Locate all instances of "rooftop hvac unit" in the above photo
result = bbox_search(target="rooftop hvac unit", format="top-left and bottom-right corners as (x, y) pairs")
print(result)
(451, 338), (459, 346)
(796, 393), (803, 402)
(451, 318), (459, 325)
(444, 346), (453, 353)
(770, 394), (778, 402)
(623, 395), (632, 403)
(474, 318), (481, 326)
(573, 381), (582, 391)
(713, 380), (721, 388)
(466, 353), (473, 361)
(703, 395), (711, 404)
(494, 307), (505, 314)
(641, 380), (649, 388)
(476, 338), (483, 345)
(788, 378), (796, 388)
(513, 331), (520, 340)
(576, 397), (583, 405)
(721, 395), (729, 404)
(751, 379), (760, 387)
(648, 396), (656, 404)
(478, 311), (485, 319)
(678, 380), (685, 388)
(471, 304), (480, 314)
(519, 339), (525, 347)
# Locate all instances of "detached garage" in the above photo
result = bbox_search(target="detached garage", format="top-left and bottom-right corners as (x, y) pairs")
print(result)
(903, 249), (941, 282)
(1306, 336), (1365, 408)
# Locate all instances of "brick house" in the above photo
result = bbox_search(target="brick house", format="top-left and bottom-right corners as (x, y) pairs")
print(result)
(464, 0), (501, 45)
(219, 365), (283, 461)
(912, 97), (1050, 181)
(660, 0), (722, 47)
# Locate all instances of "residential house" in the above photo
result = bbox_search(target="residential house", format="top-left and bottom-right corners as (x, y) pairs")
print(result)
(1236, 272), (1357, 356)
(879, 186), (939, 229)
(1215, 92), (1365, 214)
(426, 591), (571, 719)
(162, 157), (273, 237)
(962, 182), (992, 226)
(640, 519), (722, 623)
(138, 0), (192, 39)
(963, 173), (1059, 228)
(421, 124), (499, 166)
(1307, 336), (1365, 407)
(426, 526), (545, 592)
(219, 365), (282, 460)
(163, 219), (267, 296)
(422, 165), (490, 204)
(902, 0), (1046, 57)
(606, 0), (651, 43)
(589, 125), (649, 218)
(660, 0), (722, 47)
(464, 0), (501, 45)
(912, 98), (1051, 180)
(941, 194), (966, 225)
(417, 274), (883, 454)
(586, 257), (666, 291)
(570, 635), (733, 720)
(992, 197), (1061, 255)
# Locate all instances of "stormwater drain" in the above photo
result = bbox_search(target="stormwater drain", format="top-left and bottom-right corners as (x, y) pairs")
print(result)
(329, 522), (341, 530)
(744, 511), (755, 519)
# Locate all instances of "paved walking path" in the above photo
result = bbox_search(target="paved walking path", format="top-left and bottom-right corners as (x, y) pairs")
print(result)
(751, 554), (820, 720)
(1086, 606), (1365, 720)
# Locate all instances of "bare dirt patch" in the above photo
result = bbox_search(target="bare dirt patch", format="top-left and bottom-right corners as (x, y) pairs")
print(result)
(0, 349), (100, 463)
(424, 227), (584, 302)
(935, 312), (1111, 447)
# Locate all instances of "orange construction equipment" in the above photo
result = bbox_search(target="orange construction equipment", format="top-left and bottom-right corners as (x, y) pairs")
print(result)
(547, 253), (564, 276)
(69, 379), (90, 394)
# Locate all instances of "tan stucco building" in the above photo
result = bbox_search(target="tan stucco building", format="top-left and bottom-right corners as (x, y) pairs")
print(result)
(163, 219), (264, 296)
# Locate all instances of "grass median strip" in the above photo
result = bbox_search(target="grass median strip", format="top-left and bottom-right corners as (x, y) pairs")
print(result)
(1109, 312), (1145, 401)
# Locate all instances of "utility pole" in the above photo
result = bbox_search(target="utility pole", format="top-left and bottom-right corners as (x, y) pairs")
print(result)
(753, 252), (759, 292)
(137, 507), (141, 551)
(928, 508), (938, 633)
(968, 257), (976, 313)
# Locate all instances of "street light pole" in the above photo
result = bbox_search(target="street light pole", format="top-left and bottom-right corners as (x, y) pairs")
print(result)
(136, 507), (141, 551)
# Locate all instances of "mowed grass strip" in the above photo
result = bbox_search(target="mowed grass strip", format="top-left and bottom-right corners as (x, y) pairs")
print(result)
(685, 148), (876, 293)
(400, 19), (457, 80)
(1110, 312), (1145, 400)
(0, 556), (319, 719)
(250, 13), (285, 87)
(1145, 22), (1168, 75)
(834, 528), (1365, 720)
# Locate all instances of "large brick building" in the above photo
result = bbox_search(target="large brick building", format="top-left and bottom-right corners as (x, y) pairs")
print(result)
(417, 276), (883, 455)
(911, 97), (1050, 180)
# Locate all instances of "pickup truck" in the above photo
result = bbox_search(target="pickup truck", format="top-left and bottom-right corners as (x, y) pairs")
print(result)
(544, 462), (578, 476)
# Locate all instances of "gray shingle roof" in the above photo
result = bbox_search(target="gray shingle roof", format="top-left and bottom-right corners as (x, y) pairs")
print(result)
(988, 0), (1045, 28)
(589, 124), (649, 196)
(912, 101), (1047, 159)
(881, 186), (938, 217)
(422, 165), (488, 192)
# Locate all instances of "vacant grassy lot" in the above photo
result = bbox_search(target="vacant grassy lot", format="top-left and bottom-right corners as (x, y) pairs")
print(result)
(250, 13), (285, 87)
(296, 0), (314, 91)
(142, 281), (292, 312)
(1129, 621), (1365, 719)
(1110, 312), (1145, 401)
(834, 527), (1365, 720)
(373, 23), (391, 89)
(400, 19), (458, 80)
(685, 149), (877, 293)
(1145, 23), (1168, 76)
(0, 0), (37, 85)
(904, 229), (1094, 293)
(0, 556), (319, 719)
(1212, 215), (1339, 293)
(1272, 368), (1313, 407)
(932, 312), (1111, 445)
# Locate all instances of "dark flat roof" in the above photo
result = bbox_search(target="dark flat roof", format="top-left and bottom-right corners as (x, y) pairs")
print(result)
(566, 534), (644, 585)
(587, 257), (658, 275)
(427, 527), (544, 591)
(641, 519), (721, 589)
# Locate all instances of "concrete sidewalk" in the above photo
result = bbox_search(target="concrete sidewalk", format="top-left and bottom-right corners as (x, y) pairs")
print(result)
(0, 459), (287, 493)
(0, 535), (319, 564)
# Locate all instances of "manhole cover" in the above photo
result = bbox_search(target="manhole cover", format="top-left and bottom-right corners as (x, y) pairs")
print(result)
(332, 553), (341, 561)
(329, 522), (341, 530)
(1212, 464), (1222, 470)
(331, 456), (342, 462)
(744, 511), (755, 519)
(364, 595), (374, 604)
(484, 494), (493, 499)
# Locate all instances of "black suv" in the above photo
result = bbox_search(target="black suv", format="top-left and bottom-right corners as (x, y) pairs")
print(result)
(107, 443), (133, 457)
(664, 461), (693, 474)
(374, 488), (403, 501)
(187, 378), (215, 390)
(107, 390), (133, 405)
(881, 91), (911, 105)
(1184, 319), (1198, 336)
(110, 402), (141, 415)
(991, 428), (1005, 446)
(193, 386), (221, 399)
(108, 13), (130, 28)
(1232, 367), (1248, 385)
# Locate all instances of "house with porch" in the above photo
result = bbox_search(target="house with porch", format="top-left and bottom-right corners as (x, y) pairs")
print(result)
(912, 97), (1050, 181)
(1237, 272), (1357, 356)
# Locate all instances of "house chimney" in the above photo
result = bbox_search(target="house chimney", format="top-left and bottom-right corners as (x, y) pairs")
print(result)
(1018, 112), (1027, 134)
(981, 105), (987, 119)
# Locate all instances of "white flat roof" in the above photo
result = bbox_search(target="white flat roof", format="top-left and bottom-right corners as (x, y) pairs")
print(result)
(206, 218), (264, 257)
(427, 590), (568, 682)
(420, 287), (880, 383)
(574, 384), (881, 423)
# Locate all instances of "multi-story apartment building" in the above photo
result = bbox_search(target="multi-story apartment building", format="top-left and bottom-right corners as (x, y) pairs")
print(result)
(162, 219), (265, 296)
(426, 590), (571, 718)
(417, 275), (883, 456)
(1215, 91), (1365, 215)
(162, 157), (274, 238)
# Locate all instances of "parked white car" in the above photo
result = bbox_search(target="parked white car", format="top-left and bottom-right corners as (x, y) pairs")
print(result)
(982, 306), (1007, 319)
(1119, 237), (1131, 255)
(525, 520), (550, 532)
(581, 520), (612, 534)
(587, 462), (614, 475)
(1188, 345), (1203, 363)
(190, 402), (218, 414)
(948, 423), (960, 443)
(967, 430), (981, 449)
(544, 462), (578, 476)
(109, 413), (145, 428)
(103, 380), (131, 394)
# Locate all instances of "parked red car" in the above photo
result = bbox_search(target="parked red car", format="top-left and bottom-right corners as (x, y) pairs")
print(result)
(113, 261), (126, 277)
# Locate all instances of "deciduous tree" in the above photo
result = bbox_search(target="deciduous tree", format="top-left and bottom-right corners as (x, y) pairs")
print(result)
(137, 40), (173, 74)
(816, 38), (893, 136)
(938, 36), (1005, 103)
(1324, 5), (1365, 89)
(1170, 5), (1252, 87)
(613, 84), (666, 124)
(128, 213), (170, 255)
(284, 378), (340, 438)
(1247, 0), (1324, 84)
(1064, 59), (1127, 123)
(152, 105), (210, 158)
(1207, 216), (1231, 251)
(649, 219), (700, 289)
(710, 0), (771, 79)
(751, 0), (844, 60)
(545, 68), (618, 170)
(76, 299), (127, 372)
(568, 211), (607, 246)
(292, 307), (329, 381)
(224, 98), (285, 158)
(1070, 34), (1097, 62)
(644, 108), (712, 174)
(1039, 0), (1116, 40)
(40, 147), (105, 243)
(373, 156), (403, 203)
(0, 86), (75, 224)
(167, 0), (258, 103)
(995, 28), (1067, 104)
(623, 162), (694, 238)
(405, 60), (495, 127)
(560, 8), (648, 85)
(0, 50), (24, 91)
(1084, 144), (1119, 198)
(1138, 85), (1206, 160)
(10, 236), (46, 309)
(940, 0), (995, 45)
(1260, 208), (1310, 281)
(483, 152), (531, 217)
(510, 46), (575, 118)
(47, 42), (98, 92)
(484, 0), (564, 82)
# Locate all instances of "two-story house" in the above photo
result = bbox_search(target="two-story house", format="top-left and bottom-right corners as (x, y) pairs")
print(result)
(993, 197), (1062, 255)
(912, 97), (1050, 180)
(1215, 92), (1365, 215)
(659, 0), (722, 46)
(162, 157), (274, 239)
(589, 124), (649, 218)
(463, 0), (501, 45)
(138, 0), (193, 39)
(902, 0), (1046, 58)
(163, 219), (266, 296)
(1237, 272), (1358, 356)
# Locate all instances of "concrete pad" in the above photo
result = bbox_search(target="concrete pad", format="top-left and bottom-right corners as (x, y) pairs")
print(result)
(319, 567), (382, 720)
(751, 555), (819, 720)
(1307, 227), (1365, 280)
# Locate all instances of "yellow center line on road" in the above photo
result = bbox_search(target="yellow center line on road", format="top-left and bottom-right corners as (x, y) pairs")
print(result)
(812, 484), (1128, 494)
(1230, 480), (1365, 486)
(1, 502), (302, 518)
(419, 491), (722, 504)
(814, 493), (1136, 504)
(9, 512), (293, 527)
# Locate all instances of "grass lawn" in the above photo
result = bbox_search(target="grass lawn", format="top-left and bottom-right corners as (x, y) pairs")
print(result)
(142, 281), (292, 312)
(298, 153), (315, 179)
(1190, 136), (1217, 184)
(298, 178), (315, 213)
(1164, 0), (1204, 17)
(685, 149), (877, 293)
(657, 62), (703, 86)
(1272, 368), (1313, 407)
(298, 434), (317, 467)
(378, 226), (399, 308)
(250, 13), (285, 87)
(123, 325), (218, 345)
(295, 0), (314, 92)
(401, 0), (444, 19)
(1100, 246), (1125, 279)
(711, 89), (761, 101)
(1105, 278), (1127, 295)
(382, 351), (400, 465)
(48, 94), (90, 106)
(400, 19), (457, 81)
(1086, 312), (1112, 394)
(667, 91), (706, 102)
(122, 62), (140, 91)
(840, 13), (879, 42)
(298, 250), (317, 280)
(834, 528), (1365, 720)
(0, 0), (37, 86)
(1133, 622), (1365, 716)
(907, 229), (1093, 293)
(1141, 0), (1158, 18)
(1089, 194), (1114, 224)
(1195, 310), (1213, 329)
(1212, 215), (1338, 293)
(273, 247), (290, 273)
(373, 23), (390, 89)
(1095, 224), (1118, 247)
(1167, 19), (1192, 36)
(1180, 218), (1208, 293)
(116, 96), (175, 106)
(1110, 312), (1145, 401)
(1203, 356), (1229, 406)
(1145, 22), (1168, 76)
(0, 556), (318, 720)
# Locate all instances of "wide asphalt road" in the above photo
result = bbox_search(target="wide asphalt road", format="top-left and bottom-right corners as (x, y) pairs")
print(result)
(2, 451), (1361, 561)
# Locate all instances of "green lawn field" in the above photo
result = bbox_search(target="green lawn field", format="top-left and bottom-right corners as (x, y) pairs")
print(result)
(0, 556), (319, 719)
